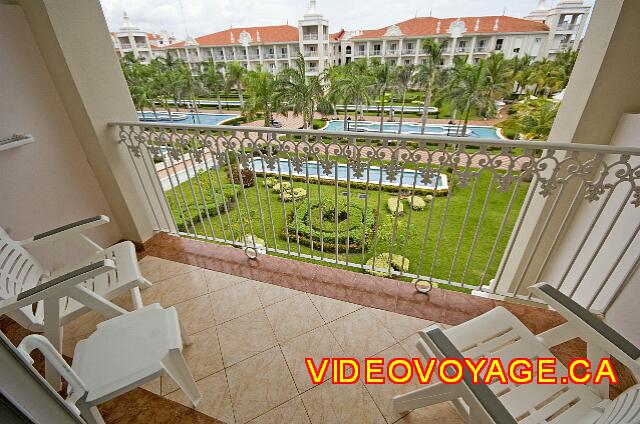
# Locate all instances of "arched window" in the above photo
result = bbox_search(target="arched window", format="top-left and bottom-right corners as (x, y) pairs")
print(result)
(346, 45), (352, 55)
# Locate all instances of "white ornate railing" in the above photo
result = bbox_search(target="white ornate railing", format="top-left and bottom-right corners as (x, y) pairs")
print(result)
(111, 122), (640, 310)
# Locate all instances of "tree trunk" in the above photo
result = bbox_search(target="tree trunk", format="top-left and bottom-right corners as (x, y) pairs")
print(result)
(398, 92), (406, 134)
(238, 86), (244, 110)
(191, 93), (201, 124)
(379, 89), (386, 131)
(420, 85), (432, 135)
(216, 91), (222, 113)
(461, 103), (472, 136)
(343, 104), (349, 131)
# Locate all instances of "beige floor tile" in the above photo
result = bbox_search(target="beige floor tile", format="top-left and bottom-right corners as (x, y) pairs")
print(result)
(367, 308), (433, 342)
(162, 326), (224, 394)
(363, 343), (418, 423)
(138, 256), (198, 283)
(308, 294), (363, 323)
(281, 326), (343, 393)
(165, 369), (236, 423)
(265, 294), (324, 343)
(300, 382), (386, 424)
(218, 309), (277, 367)
(328, 308), (396, 358)
(393, 402), (465, 424)
(141, 269), (209, 307)
(173, 294), (216, 335)
(249, 397), (310, 424)
(254, 282), (300, 307)
(227, 346), (298, 423)
(140, 377), (161, 395)
(202, 268), (248, 292)
(210, 280), (262, 324)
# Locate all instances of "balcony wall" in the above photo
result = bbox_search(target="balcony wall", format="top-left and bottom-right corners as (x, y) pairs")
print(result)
(0, 4), (121, 261)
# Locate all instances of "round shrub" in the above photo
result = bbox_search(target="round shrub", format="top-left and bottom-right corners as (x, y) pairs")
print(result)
(387, 197), (404, 216)
(287, 198), (376, 252)
(272, 182), (292, 193)
(265, 176), (278, 188)
(228, 165), (255, 188)
(408, 196), (426, 210)
(365, 253), (410, 277)
(426, 194), (434, 202)
(282, 187), (307, 202)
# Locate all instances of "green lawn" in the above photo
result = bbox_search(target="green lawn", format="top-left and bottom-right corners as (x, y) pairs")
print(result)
(165, 164), (528, 289)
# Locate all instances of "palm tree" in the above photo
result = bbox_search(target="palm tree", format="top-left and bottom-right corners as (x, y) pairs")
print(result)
(225, 61), (247, 110)
(244, 66), (285, 126)
(200, 61), (226, 113)
(321, 65), (345, 120)
(510, 54), (533, 94)
(443, 60), (490, 136)
(413, 39), (444, 134)
(481, 53), (511, 117)
(553, 50), (578, 89)
(371, 60), (394, 131)
(278, 54), (323, 129)
(514, 100), (558, 140)
(176, 64), (202, 123)
(340, 61), (373, 130)
(393, 64), (414, 133)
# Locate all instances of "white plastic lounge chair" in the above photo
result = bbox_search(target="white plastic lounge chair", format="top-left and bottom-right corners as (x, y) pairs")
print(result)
(393, 283), (640, 424)
(0, 216), (151, 385)
(16, 303), (202, 424)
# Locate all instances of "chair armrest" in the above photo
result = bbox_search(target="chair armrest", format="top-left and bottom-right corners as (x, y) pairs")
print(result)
(17, 334), (87, 409)
(21, 216), (109, 247)
(531, 284), (640, 362)
(0, 260), (115, 315)
(422, 328), (518, 424)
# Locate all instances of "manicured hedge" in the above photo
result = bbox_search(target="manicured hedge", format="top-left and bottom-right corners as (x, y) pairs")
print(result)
(286, 198), (376, 252)
(408, 195), (426, 210)
(387, 197), (404, 216)
(281, 187), (307, 202)
(174, 184), (240, 232)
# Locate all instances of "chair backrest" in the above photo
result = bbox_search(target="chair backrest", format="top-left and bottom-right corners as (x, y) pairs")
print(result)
(0, 226), (46, 327)
(595, 385), (640, 424)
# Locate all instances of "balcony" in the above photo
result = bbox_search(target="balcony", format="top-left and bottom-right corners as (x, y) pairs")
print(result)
(557, 22), (579, 31)
(370, 50), (382, 56)
(264, 53), (275, 60)
(235, 53), (247, 60)
(136, 43), (148, 49)
(305, 68), (319, 75)
(402, 49), (415, 55)
(474, 46), (487, 52)
(303, 34), (318, 41)
(386, 49), (399, 56)
(120, 43), (132, 49)
(354, 50), (366, 57)
(455, 47), (469, 53)
(248, 54), (261, 60)
(304, 50), (319, 57)
(277, 53), (288, 59)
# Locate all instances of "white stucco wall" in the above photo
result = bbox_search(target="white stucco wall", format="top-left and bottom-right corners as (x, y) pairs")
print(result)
(0, 5), (121, 257)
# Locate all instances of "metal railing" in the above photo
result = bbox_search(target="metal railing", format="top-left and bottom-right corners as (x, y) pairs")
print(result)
(112, 122), (640, 311)
(402, 49), (416, 55)
(304, 51), (319, 57)
(303, 34), (318, 41)
(354, 51), (366, 57)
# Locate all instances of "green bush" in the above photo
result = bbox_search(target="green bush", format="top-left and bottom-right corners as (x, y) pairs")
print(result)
(281, 187), (307, 202)
(173, 184), (240, 232)
(286, 198), (376, 252)
(387, 197), (404, 216)
(408, 196), (426, 210)
(228, 165), (255, 188)
(365, 253), (410, 277)
(272, 182), (292, 193)
(265, 176), (278, 188)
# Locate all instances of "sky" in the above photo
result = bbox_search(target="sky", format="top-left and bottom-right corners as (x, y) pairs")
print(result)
(99, 0), (593, 39)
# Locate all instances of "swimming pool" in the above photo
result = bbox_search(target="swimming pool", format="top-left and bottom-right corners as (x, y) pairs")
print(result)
(251, 158), (449, 192)
(321, 120), (503, 139)
(137, 112), (238, 126)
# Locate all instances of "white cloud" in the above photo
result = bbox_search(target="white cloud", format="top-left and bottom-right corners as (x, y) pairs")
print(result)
(100, 0), (592, 39)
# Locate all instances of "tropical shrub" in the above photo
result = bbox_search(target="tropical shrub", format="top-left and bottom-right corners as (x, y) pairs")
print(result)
(286, 198), (376, 252)
(365, 253), (410, 277)
(387, 197), (404, 216)
(265, 176), (278, 188)
(228, 165), (255, 188)
(173, 184), (240, 231)
(408, 196), (426, 210)
(281, 187), (307, 202)
(272, 182), (292, 193)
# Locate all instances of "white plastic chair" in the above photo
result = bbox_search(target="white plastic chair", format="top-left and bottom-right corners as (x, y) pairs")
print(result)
(16, 304), (202, 424)
(0, 216), (151, 385)
(393, 283), (640, 424)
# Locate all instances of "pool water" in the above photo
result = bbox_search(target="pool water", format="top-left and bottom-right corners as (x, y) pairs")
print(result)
(251, 158), (449, 192)
(137, 112), (238, 126)
(321, 120), (502, 139)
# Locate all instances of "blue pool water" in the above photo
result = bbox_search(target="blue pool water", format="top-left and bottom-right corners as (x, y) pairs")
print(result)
(137, 112), (238, 125)
(251, 158), (449, 192)
(321, 120), (502, 139)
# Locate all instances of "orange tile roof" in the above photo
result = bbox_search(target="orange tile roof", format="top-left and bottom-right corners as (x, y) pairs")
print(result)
(350, 16), (548, 40)
(167, 25), (299, 48)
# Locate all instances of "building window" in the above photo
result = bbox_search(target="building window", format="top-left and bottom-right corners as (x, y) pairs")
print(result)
(478, 39), (486, 48)
(404, 59), (411, 65)
(535, 38), (541, 43)
(346, 45), (351, 55)
(407, 42), (413, 50)
(373, 44), (381, 54)
(495, 38), (504, 51)
(338, 45), (342, 52)
(513, 47), (520, 53)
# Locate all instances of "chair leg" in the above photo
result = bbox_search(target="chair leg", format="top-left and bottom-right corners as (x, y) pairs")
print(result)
(130, 287), (144, 310)
(392, 382), (456, 414)
(179, 320), (192, 346)
(78, 404), (106, 424)
(162, 349), (202, 407)
(139, 277), (153, 290)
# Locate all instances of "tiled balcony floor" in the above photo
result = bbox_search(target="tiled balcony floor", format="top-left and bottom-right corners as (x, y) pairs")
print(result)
(64, 255), (465, 423)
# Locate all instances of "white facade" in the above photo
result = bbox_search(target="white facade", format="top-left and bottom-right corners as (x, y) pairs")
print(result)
(110, 12), (175, 64)
(116, 0), (591, 71)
